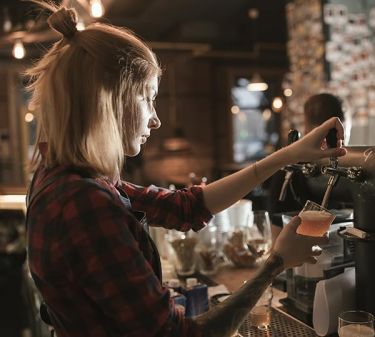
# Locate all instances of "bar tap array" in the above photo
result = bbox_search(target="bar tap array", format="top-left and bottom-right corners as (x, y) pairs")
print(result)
(279, 129), (375, 318)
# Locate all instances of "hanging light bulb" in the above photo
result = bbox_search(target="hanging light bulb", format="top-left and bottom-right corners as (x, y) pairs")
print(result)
(90, 0), (104, 18)
(12, 40), (26, 59)
(25, 112), (35, 123)
(247, 73), (268, 91)
(272, 97), (283, 112)
(3, 8), (12, 32)
(283, 88), (293, 97)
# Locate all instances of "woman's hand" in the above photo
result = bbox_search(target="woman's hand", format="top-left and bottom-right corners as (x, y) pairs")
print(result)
(272, 216), (329, 269)
(286, 117), (347, 164)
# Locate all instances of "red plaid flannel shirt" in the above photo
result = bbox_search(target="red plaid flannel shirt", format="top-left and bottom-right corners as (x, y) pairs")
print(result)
(27, 164), (212, 337)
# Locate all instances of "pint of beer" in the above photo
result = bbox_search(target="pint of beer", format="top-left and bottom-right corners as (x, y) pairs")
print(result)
(297, 200), (335, 237)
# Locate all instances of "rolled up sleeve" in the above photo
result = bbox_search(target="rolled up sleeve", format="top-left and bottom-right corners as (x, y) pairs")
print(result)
(121, 182), (212, 232)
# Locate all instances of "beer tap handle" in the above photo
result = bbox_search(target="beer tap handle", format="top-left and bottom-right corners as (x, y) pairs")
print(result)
(326, 128), (337, 148)
(321, 128), (341, 208)
(288, 129), (301, 145)
(326, 128), (338, 168)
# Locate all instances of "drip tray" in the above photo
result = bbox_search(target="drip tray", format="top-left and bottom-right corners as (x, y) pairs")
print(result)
(238, 307), (319, 337)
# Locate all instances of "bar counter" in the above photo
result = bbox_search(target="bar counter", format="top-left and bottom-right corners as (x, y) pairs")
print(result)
(206, 263), (338, 337)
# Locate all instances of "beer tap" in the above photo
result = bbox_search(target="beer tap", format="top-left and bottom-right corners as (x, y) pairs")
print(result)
(321, 128), (340, 208)
(320, 129), (365, 208)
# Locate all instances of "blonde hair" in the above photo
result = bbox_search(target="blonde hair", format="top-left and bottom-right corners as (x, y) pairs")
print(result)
(26, 1), (161, 181)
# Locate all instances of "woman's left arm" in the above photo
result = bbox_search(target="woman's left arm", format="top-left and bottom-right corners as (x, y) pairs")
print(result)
(203, 117), (346, 214)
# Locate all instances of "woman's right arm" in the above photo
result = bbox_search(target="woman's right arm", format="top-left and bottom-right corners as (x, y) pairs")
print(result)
(193, 216), (328, 337)
(202, 117), (346, 214)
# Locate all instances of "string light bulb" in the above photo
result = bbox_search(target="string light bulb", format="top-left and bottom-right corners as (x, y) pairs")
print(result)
(12, 40), (26, 59)
(284, 88), (293, 97)
(25, 113), (34, 123)
(272, 97), (283, 112)
(90, 0), (104, 18)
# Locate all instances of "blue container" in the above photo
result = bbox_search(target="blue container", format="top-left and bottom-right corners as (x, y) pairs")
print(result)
(181, 278), (209, 317)
(170, 289), (187, 314)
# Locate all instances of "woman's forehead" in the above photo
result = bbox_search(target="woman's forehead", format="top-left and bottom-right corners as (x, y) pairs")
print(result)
(145, 75), (159, 92)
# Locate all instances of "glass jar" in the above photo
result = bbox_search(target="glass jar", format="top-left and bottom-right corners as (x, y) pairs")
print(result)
(223, 209), (272, 268)
(195, 223), (220, 275)
(167, 230), (197, 276)
(245, 210), (272, 264)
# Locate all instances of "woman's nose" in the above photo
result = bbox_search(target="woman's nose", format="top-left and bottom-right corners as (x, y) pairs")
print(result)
(149, 114), (161, 129)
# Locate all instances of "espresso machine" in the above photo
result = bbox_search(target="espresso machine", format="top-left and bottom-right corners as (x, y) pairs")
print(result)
(277, 131), (375, 325)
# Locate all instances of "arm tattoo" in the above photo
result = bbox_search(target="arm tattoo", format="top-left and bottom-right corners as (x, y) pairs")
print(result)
(193, 253), (284, 337)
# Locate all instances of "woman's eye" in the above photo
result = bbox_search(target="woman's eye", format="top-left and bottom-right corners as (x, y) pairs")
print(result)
(146, 97), (156, 104)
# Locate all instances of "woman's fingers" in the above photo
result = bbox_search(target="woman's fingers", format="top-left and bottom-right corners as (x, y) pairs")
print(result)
(283, 216), (301, 233)
(320, 117), (345, 143)
(319, 147), (347, 158)
(311, 245), (323, 256)
(310, 234), (329, 246)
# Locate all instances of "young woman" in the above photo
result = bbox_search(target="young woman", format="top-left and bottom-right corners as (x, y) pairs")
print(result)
(26, 3), (346, 337)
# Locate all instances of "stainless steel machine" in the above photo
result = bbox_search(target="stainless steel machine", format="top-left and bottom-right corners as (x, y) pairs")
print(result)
(278, 144), (375, 325)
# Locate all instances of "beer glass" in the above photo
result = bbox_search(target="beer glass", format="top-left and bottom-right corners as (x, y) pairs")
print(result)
(297, 200), (336, 237)
(249, 286), (273, 330)
(338, 311), (374, 337)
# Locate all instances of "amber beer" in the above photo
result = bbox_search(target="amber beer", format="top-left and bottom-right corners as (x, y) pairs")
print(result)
(249, 305), (271, 330)
(297, 200), (335, 237)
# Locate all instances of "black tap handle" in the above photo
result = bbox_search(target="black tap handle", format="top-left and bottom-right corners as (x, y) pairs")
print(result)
(326, 128), (337, 148)
(288, 129), (301, 145)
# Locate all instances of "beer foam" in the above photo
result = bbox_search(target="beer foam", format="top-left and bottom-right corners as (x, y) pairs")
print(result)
(300, 210), (332, 221)
(338, 324), (374, 337)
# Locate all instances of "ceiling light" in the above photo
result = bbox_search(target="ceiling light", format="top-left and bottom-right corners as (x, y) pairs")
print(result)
(247, 73), (268, 92)
(248, 8), (259, 20)
(12, 40), (25, 59)
(272, 97), (283, 112)
(3, 8), (12, 32)
(25, 113), (34, 123)
(90, 0), (104, 18)
(263, 109), (272, 121)
(284, 88), (293, 97)
(231, 105), (240, 114)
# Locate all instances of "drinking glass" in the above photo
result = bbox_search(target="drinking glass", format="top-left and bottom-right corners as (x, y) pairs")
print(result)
(249, 286), (273, 330)
(338, 310), (374, 337)
(167, 230), (197, 276)
(196, 222), (220, 275)
(245, 210), (273, 264)
(297, 200), (336, 237)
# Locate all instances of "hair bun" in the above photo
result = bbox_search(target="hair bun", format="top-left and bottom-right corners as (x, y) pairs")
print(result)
(47, 7), (78, 40)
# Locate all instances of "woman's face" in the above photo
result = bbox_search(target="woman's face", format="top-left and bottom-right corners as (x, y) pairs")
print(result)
(127, 74), (161, 156)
